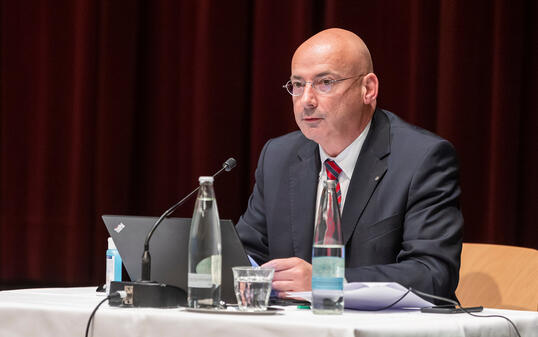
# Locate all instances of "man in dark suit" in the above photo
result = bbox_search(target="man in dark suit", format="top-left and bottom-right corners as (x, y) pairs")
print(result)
(236, 28), (463, 301)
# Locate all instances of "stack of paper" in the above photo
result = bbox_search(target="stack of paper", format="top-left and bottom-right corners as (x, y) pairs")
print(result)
(288, 282), (434, 310)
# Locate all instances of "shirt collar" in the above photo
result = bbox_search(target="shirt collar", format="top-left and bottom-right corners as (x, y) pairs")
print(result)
(319, 120), (372, 180)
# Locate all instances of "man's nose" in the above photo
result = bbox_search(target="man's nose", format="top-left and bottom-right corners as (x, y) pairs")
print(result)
(301, 83), (317, 108)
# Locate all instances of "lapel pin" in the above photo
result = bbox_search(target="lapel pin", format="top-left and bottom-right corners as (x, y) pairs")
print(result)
(374, 176), (380, 181)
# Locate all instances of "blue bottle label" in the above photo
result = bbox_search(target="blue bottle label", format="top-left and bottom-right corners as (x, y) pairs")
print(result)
(106, 250), (122, 283)
(312, 277), (344, 290)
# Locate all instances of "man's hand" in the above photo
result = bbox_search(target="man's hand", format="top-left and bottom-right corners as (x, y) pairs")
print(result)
(262, 257), (312, 298)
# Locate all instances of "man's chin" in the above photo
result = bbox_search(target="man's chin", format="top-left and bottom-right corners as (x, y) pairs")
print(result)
(297, 118), (322, 135)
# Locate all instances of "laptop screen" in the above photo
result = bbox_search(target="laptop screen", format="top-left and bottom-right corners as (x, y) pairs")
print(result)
(102, 215), (251, 304)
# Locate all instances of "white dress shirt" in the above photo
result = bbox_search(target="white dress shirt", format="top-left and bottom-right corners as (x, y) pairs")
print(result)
(315, 121), (371, 221)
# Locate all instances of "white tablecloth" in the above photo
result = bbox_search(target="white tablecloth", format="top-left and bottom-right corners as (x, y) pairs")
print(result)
(0, 287), (537, 337)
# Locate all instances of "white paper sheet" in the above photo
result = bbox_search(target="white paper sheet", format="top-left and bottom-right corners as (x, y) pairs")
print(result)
(288, 282), (434, 310)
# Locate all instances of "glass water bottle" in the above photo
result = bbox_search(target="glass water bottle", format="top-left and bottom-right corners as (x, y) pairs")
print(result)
(188, 176), (222, 308)
(312, 180), (345, 314)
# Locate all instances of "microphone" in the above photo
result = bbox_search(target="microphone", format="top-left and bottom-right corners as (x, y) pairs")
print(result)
(141, 157), (237, 282)
(223, 157), (237, 171)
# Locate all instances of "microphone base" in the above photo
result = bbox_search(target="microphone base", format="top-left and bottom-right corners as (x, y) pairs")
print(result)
(108, 281), (187, 308)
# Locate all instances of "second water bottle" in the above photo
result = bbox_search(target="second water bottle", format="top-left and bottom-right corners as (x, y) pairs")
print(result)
(312, 180), (345, 314)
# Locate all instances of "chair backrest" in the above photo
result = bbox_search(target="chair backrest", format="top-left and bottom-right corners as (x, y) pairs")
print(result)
(456, 243), (538, 311)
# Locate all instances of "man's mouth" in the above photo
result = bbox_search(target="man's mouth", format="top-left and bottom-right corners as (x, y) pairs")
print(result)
(303, 117), (323, 122)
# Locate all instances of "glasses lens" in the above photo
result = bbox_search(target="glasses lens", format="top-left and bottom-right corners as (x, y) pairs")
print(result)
(285, 81), (295, 95)
(315, 79), (332, 93)
(285, 81), (304, 96)
(292, 81), (305, 96)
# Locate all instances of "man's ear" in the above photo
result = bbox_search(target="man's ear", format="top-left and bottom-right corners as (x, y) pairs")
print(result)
(363, 73), (379, 105)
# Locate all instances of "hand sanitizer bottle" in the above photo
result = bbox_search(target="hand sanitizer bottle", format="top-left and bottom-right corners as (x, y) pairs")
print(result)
(106, 237), (122, 294)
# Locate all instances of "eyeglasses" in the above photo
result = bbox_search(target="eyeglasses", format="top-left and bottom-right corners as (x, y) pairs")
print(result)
(282, 74), (367, 96)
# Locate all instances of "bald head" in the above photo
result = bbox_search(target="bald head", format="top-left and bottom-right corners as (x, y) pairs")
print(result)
(292, 28), (373, 75)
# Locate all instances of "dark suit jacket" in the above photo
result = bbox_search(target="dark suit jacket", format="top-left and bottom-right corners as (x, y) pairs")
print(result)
(236, 108), (463, 300)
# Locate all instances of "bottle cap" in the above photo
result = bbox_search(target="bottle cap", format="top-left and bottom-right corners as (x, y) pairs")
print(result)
(108, 237), (117, 250)
(199, 176), (214, 184)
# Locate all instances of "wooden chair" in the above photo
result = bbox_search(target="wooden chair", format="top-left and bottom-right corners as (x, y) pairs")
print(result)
(456, 243), (538, 311)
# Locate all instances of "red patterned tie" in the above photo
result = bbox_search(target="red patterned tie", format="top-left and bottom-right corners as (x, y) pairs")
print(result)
(321, 159), (342, 246)
(324, 159), (342, 206)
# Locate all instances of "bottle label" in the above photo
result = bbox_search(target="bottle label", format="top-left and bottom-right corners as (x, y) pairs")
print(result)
(106, 255), (114, 294)
(312, 255), (344, 291)
(189, 255), (221, 288)
(188, 273), (213, 288)
(312, 277), (344, 290)
(312, 256), (344, 277)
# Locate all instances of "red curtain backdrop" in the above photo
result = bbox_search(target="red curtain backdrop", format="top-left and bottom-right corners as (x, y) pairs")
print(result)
(0, 0), (536, 288)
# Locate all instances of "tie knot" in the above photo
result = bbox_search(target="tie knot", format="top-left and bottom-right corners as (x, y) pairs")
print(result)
(324, 159), (342, 181)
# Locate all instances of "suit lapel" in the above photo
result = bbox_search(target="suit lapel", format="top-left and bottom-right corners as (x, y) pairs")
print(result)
(341, 109), (391, 245)
(289, 139), (320, 262)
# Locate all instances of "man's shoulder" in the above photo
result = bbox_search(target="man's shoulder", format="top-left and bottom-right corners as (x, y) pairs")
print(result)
(255, 130), (316, 181)
(267, 130), (308, 145)
(263, 130), (314, 154)
(375, 109), (458, 171)
(380, 109), (455, 150)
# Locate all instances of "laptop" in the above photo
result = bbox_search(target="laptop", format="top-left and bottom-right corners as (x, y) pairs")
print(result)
(102, 215), (251, 304)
